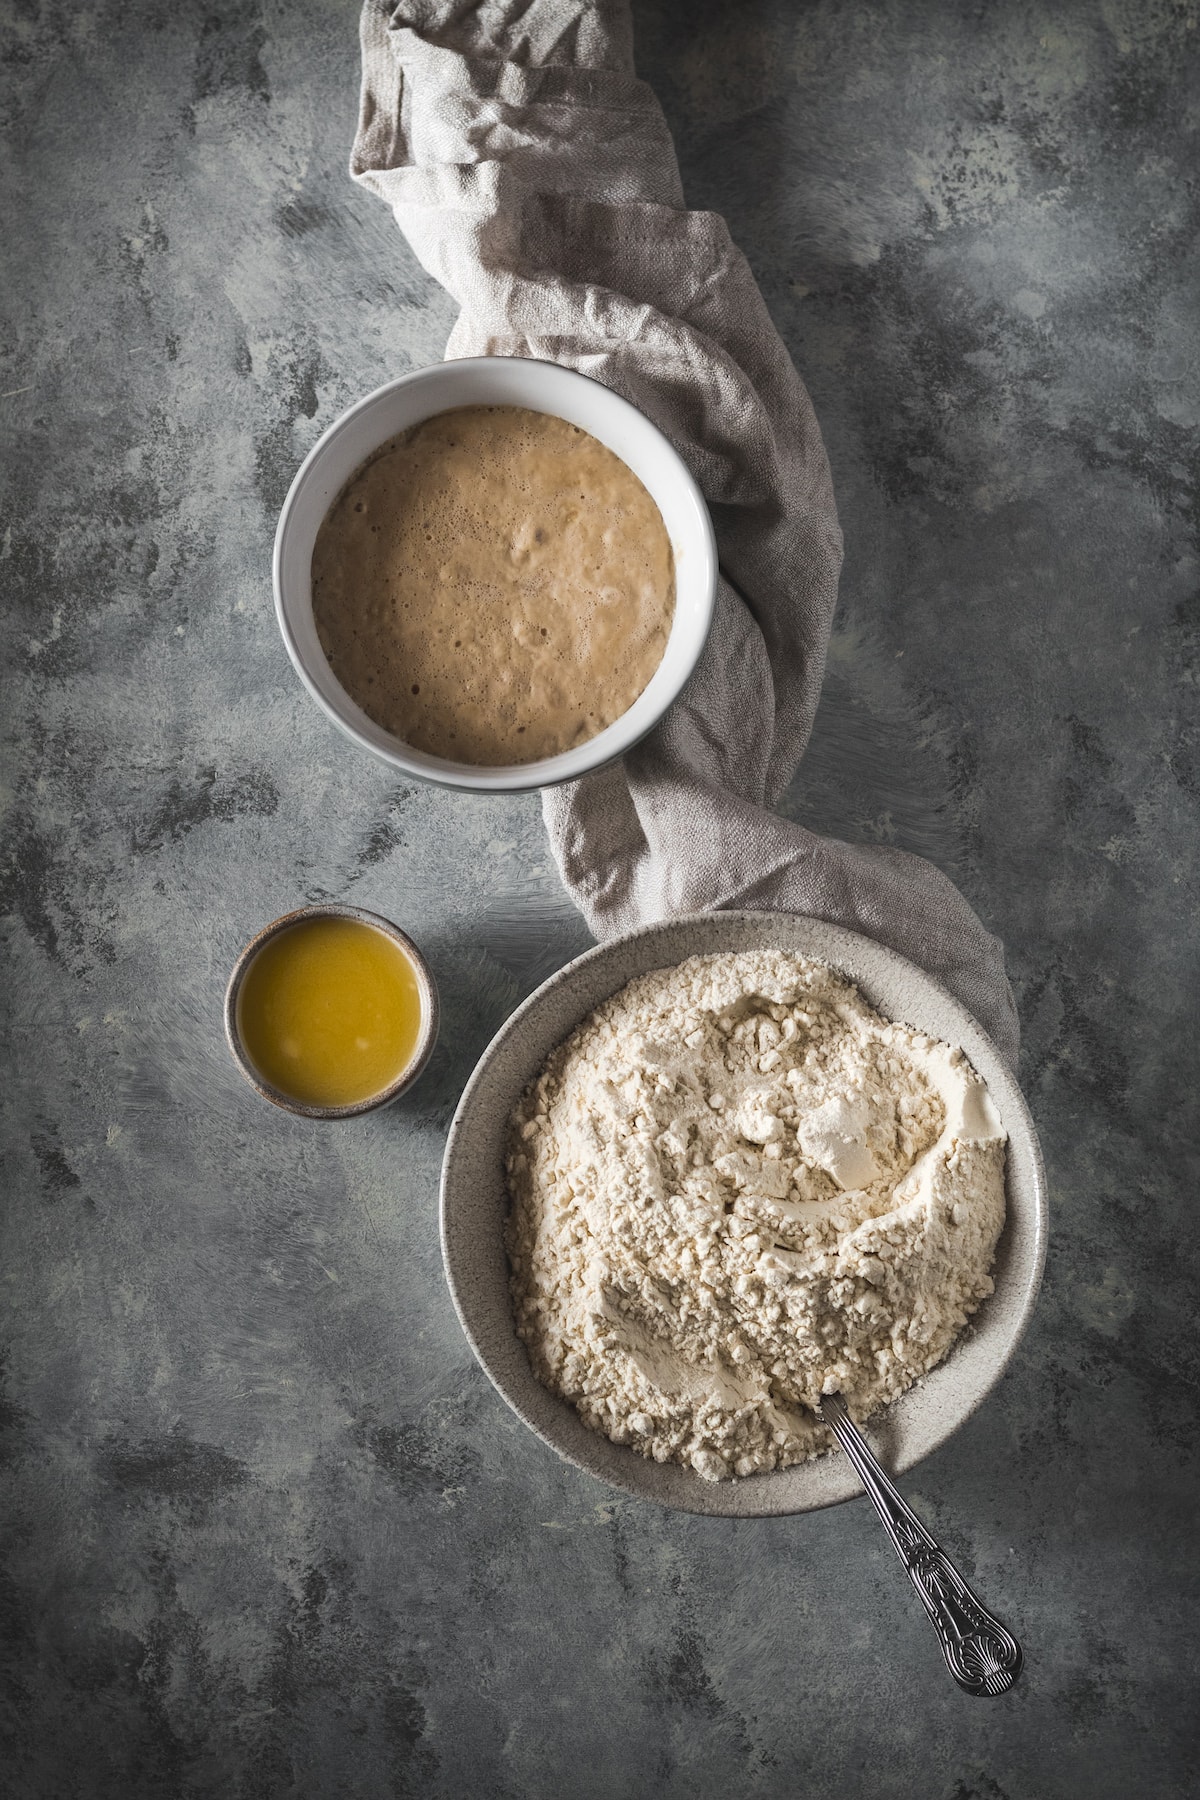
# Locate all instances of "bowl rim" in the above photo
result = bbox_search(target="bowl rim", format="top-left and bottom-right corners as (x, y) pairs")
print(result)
(224, 903), (440, 1119)
(272, 356), (718, 794)
(440, 911), (1047, 1516)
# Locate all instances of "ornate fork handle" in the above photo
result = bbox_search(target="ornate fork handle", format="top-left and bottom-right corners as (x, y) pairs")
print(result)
(820, 1394), (1023, 1697)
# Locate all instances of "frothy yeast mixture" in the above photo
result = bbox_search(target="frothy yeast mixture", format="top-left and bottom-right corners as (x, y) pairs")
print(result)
(311, 405), (676, 765)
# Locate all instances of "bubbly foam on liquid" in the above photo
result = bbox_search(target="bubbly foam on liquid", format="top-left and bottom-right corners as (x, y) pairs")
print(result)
(311, 405), (676, 766)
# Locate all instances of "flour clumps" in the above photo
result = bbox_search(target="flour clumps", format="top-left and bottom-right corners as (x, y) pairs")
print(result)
(504, 951), (1006, 1482)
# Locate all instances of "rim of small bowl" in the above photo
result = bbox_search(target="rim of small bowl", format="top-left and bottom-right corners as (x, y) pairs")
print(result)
(224, 904), (440, 1120)
(440, 911), (1047, 1516)
(272, 356), (718, 794)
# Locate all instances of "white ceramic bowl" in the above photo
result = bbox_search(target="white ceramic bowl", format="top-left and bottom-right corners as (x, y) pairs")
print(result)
(273, 358), (717, 793)
(441, 913), (1047, 1517)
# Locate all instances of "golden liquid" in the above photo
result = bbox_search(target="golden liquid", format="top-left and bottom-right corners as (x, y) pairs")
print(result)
(237, 917), (424, 1108)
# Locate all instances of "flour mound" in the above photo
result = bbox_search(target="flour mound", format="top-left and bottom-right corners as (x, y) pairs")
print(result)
(504, 951), (1006, 1482)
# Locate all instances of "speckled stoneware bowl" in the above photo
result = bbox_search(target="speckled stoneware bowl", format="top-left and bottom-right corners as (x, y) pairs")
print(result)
(225, 904), (439, 1120)
(440, 912), (1046, 1517)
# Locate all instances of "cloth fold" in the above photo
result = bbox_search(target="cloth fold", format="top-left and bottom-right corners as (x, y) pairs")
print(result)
(351, 0), (1019, 1064)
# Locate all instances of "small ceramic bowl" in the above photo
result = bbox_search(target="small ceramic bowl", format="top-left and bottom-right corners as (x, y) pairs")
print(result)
(440, 912), (1047, 1516)
(273, 356), (717, 794)
(224, 904), (439, 1120)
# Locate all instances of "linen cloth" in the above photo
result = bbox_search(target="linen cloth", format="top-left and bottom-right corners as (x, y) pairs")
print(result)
(350, 0), (1019, 1063)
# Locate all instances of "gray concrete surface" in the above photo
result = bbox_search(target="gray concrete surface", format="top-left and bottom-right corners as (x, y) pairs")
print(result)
(2, 1), (1198, 1795)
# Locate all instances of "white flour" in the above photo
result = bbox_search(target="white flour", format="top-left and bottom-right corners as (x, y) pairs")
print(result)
(505, 951), (1006, 1481)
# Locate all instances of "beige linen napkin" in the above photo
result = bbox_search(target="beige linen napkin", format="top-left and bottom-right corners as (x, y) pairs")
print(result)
(350, 0), (1019, 1063)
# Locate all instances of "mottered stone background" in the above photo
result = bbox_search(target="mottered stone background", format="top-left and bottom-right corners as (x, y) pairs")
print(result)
(1, 2), (1197, 1796)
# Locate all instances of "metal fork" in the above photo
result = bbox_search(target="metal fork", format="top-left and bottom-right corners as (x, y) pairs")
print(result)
(820, 1393), (1023, 1697)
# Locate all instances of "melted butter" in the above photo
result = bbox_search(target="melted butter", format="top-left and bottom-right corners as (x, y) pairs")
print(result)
(311, 405), (675, 765)
(237, 917), (423, 1108)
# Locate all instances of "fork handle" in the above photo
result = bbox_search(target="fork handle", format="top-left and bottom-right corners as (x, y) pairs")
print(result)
(821, 1395), (1023, 1697)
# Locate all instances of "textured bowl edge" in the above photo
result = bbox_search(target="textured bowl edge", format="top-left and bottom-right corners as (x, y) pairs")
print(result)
(439, 911), (1048, 1516)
